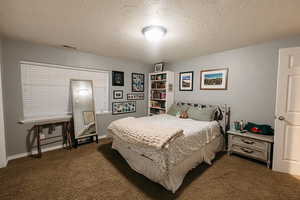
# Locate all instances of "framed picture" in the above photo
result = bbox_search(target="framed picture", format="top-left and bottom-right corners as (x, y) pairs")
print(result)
(127, 93), (144, 100)
(154, 62), (165, 72)
(200, 68), (228, 90)
(112, 101), (136, 115)
(112, 71), (124, 86)
(179, 71), (193, 91)
(132, 73), (144, 92)
(113, 90), (123, 99)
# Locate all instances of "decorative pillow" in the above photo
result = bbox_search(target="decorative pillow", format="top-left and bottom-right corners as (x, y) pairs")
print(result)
(180, 110), (189, 119)
(187, 107), (216, 121)
(167, 104), (181, 116)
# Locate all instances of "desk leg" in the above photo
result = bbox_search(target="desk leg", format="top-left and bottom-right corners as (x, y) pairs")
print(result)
(95, 135), (98, 143)
(67, 122), (72, 150)
(62, 122), (67, 148)
(36, 126), (42, 158)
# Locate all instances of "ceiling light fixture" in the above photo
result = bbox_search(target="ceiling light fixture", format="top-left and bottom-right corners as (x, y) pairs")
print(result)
(142, 25), (167, 42)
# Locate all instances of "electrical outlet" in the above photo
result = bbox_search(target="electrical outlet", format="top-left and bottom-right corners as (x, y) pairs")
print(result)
(40, 134), (45, 140)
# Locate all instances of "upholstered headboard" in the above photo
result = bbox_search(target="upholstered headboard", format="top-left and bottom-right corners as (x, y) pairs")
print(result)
(176, 102), (230, 134)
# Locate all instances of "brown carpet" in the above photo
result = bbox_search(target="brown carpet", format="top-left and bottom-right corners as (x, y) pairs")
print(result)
(0, 139), (300, 200)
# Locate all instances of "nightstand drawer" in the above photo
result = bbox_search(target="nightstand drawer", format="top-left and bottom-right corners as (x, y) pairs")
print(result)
(231, 144), (267, 161)
(231, 135), (267, 150)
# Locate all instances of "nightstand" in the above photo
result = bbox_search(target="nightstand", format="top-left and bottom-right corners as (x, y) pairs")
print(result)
(227, 130), (274, 168)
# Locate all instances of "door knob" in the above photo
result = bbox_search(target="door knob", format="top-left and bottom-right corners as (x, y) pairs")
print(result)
(278, 116), (285, 121)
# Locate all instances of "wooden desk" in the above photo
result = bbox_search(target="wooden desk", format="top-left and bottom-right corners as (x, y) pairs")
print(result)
(20, 116), (73, 158)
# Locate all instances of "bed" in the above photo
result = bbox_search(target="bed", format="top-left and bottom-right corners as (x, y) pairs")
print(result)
(107, 103), (229, 193)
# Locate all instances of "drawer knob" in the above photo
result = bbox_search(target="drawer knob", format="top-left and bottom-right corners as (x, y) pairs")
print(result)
(240, 147), (254, 154)
(241, 139), (254, 145)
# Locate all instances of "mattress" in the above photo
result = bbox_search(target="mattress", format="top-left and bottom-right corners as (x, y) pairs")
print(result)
(108, 114), (223, 192)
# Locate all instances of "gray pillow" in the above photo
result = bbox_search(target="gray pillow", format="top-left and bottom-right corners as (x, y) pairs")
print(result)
(167, 104), (181, 116)
(187, 107), (216, 121)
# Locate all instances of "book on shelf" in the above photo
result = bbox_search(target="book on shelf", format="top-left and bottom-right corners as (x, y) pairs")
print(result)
(151, 81), (166, 89)
(151, 73), (167, 81)
(151, 90), (166, 99)
(150, 100), (165, 109)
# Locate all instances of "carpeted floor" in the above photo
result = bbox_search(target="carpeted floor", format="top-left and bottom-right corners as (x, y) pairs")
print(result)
(0, 139), (300, 200)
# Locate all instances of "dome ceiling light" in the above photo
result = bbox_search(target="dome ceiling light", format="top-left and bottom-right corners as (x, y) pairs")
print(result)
(142, 25), (167, 42)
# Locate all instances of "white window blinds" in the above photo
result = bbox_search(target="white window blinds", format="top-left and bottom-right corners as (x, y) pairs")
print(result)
(20, 62), (109, 120)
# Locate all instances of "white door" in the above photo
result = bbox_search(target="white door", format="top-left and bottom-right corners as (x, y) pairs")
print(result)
(273, 47), (300, 175)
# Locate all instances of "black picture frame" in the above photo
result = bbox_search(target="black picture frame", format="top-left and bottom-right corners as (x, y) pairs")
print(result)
(127, 93), (144, 100)
(113, 90), (123, 99)
(112, 101), (136, 115)
(132, 73), (144, 92)
(112, 71), (124, 86)
(179, 71), (194, 91)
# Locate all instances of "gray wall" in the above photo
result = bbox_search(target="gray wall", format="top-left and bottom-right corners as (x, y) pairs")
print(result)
(2, 39), (151, 156)
(166, 35), (300, 128)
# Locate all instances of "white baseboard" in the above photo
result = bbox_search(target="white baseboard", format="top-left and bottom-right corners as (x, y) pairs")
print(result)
(99, 135), (107, 140)
(7, 144), (64, 162)
(0, 159), (7, 168)
(7, 134), (107, 162)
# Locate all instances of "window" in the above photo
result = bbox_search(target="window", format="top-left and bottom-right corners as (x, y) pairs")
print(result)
(20, 62), (109, 120)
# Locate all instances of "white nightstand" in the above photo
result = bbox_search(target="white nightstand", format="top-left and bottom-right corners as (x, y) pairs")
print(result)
(227, 130), (274, 168)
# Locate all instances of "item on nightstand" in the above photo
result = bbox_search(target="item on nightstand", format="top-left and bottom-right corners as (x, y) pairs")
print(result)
(244, 122), (274, 135)
(233, 120), (246, 132)
(233, 121), (241, 131)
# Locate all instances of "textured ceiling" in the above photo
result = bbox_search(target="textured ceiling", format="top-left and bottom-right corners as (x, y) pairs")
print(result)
(1, 0), (300, 64)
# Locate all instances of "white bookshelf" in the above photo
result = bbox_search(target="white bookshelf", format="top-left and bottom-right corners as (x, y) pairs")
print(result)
(148, 71), (174, 115)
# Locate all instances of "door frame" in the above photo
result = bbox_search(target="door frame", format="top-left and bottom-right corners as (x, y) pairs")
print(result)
(0, 62), (7, 168)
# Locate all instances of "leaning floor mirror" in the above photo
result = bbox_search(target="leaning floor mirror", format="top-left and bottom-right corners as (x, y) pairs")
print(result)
(70, 79), (98, 147)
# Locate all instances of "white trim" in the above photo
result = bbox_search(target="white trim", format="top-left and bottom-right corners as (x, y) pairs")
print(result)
(98, 135), (107, 140)
(0, 62), (7, 168)
(20, 61), (109, 73)
(7, 134), (107, 162)
(7, 144), (64, 162)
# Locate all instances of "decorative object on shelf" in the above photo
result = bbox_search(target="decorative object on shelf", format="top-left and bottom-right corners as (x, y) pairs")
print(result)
(154, 62), (165, 72)
(179, 71), (193, 91)
(112, 71), (124, 86)
(132, 73), (144, 92)
(127, 93), (144, 100)
(200, 68), (228, 90)
(113, 90), (123, 99)
(112, 101), (136, 115)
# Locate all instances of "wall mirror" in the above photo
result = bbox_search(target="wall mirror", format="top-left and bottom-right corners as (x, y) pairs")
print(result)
(70, 79), (98, 146)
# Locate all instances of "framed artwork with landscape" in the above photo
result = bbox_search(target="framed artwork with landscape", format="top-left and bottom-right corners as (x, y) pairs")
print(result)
(200, 68), (228, 90)
(179, 71), (193, 91)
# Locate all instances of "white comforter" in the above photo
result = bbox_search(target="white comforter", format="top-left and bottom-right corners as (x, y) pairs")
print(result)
(108, 114), (222, 192)
(107, 117), (183, 149)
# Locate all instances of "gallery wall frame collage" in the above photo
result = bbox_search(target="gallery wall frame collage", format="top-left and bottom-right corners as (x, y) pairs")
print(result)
(179, 68), (228, 91)
(111, 71), (145, 115)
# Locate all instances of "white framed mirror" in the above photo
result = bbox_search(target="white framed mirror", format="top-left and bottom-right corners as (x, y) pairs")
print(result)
(70, 79), (98, 146)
